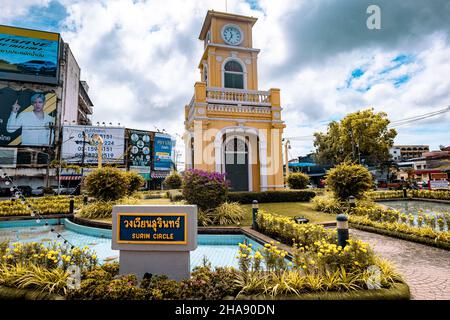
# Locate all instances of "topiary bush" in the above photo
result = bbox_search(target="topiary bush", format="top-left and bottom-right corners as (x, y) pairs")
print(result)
(85, 167), (130, 201)
(163, 171), (183, 189)
(287, 172), (310, 189)
(325, 163), (373, 201)
(210, 202), (245, 225)
(182, 169), (228, 211)
(126, 171), (145, 195)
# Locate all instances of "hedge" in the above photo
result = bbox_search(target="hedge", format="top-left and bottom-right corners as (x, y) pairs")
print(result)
(227, 190), (316, 204)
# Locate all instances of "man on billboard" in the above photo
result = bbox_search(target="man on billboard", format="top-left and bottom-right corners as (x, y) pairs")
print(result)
(6, 93), (54, 145)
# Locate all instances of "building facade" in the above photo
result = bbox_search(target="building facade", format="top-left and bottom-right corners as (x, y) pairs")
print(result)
(389, 145), (429, 162)
(0, 25), (93, 191)
(184, 10), (285, 192)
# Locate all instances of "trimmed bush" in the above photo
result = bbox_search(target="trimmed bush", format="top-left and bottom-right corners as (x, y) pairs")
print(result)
(166, 190), (183, 202)
(287, 172), (310, 189)
(85, 167), (130, 201)
(126, 172), (145, 195)
(325, 163), (373, 200)
(182, 169), (228, 211)
(210, 202), (245, 225)
(163, 172), (183, 189)
(227, 190), (316, 204)
(78, 197), (140, 219)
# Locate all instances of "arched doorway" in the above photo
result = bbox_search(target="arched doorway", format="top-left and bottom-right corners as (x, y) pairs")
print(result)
(224, 136), (249, 191)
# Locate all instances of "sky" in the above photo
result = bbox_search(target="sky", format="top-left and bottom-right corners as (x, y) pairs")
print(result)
(1, 0), (449, 167)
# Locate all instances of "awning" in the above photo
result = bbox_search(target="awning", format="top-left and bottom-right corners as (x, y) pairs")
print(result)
(60, 175), (82, 181)
(151, 171), (170, 179)
(288, 162), (317, 167)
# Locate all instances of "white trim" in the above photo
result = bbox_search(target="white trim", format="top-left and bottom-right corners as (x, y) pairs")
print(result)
(214, 126), (267, 191)
(205, 43), (260, 53)
(221, 24), (244, 46)
(222, 57), (247, 90)
(222, 135), (252, 191)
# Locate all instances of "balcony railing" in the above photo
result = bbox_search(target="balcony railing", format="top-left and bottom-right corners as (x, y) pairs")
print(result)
(206, 87), (271, 106)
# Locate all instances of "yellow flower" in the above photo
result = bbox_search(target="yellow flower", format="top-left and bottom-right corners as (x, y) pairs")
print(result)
(92, 255), (97, 260)
(318, 253), (323, 257)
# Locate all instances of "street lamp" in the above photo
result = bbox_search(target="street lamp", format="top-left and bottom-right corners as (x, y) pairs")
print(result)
(348, 195), (356, 209)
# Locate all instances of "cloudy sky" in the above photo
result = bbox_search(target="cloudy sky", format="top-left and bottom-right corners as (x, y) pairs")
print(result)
(2, 0), (450, 165)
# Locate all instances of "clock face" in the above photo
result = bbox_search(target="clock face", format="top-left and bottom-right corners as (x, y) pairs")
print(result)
(222, 25), (242, 46)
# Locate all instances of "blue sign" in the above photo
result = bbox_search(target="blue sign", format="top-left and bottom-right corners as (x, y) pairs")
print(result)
(154, 133), (173, 171)
(0, 25), (60, 84)
(117, 213), (187, 244)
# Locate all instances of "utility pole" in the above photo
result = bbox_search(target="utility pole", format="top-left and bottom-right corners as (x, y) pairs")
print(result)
(45, 123), (55, 188)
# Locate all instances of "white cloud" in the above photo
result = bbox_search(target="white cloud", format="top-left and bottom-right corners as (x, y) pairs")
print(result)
(2, 0), (450, 166)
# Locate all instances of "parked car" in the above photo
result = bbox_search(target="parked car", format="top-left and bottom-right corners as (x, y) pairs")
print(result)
(17, 186), (32, 197)
(31, 186), (45, 196)
(16, 60), (57, 74)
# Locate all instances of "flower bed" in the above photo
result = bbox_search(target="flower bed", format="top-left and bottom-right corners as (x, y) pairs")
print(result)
(0, 196), (83, 217)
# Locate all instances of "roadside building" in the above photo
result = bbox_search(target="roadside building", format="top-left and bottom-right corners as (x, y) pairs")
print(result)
(0, 25), (94, 193)
(389, 145), (429, 162)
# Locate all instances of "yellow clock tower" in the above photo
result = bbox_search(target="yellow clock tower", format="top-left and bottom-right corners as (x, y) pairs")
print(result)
(184, 10), (285, 192)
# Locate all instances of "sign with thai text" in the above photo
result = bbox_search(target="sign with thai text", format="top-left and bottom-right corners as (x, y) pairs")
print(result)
(117, 213), (187, 244)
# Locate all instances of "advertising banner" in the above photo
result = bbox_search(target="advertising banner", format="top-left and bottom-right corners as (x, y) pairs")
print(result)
(0, 147), (17, 167)
(127, 129), (152, 179)
(0, 87), (56, 146)
(0, 25), (60, 84)
(429, 180), (449, 190)
(154, 133), (173, 171)
(61, 125), (125, 164)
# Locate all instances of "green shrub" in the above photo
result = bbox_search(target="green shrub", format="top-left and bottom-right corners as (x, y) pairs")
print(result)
(210, 202), (245, 225)
(126, 171), (145, 195)
(228, 190), (316, 204)
(325, 163), (373, 201)
(163, 172), (183, 189)
(182, 169), (228, 211)
(78, 197), (139, 219)
(85, 167), (130, 201)
(166, 190), (183, 202)
(287, 172), (310, 189)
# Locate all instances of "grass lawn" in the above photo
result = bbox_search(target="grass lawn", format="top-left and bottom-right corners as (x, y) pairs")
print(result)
(83, 199), (333, 226)
(240, 202), (334, 226)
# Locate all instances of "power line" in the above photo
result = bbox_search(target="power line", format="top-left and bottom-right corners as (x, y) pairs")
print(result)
(285, 105), (450, 141)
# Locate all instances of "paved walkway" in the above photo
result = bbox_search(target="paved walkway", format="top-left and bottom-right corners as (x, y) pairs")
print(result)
(350, 228), (450, 300)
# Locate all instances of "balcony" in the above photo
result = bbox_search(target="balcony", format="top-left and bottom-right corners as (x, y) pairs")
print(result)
(206, 87), (271, 106)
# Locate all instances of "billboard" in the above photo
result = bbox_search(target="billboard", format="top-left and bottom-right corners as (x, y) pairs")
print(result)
(154, 133), (173, 171)
(0, 147), (17, 168)
(0, 25), (60, 84)
(127, 129), (152, 179)
(61, 125), (125, 164)
(0, 87), (56, 146)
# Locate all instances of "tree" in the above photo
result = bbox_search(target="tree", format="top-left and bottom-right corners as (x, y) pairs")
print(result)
(314, 108), (397, 166)
(85, 167), (130, 201)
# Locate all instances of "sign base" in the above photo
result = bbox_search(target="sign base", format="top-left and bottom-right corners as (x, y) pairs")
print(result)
(120, 250), (190, 281)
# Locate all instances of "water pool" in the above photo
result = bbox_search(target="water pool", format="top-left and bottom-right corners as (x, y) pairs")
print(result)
(0, 218), (266, 270)
(378, 200), (450, 217)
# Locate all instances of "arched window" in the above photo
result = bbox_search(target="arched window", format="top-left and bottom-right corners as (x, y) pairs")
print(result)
(224, 60), (244, 89)
(203, 66), (208, 85)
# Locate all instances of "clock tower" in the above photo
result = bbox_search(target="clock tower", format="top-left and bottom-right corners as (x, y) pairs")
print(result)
(184, 10), (285, 192)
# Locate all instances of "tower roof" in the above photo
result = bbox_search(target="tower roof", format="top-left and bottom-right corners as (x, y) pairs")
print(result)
(198, 10), (258, 40)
